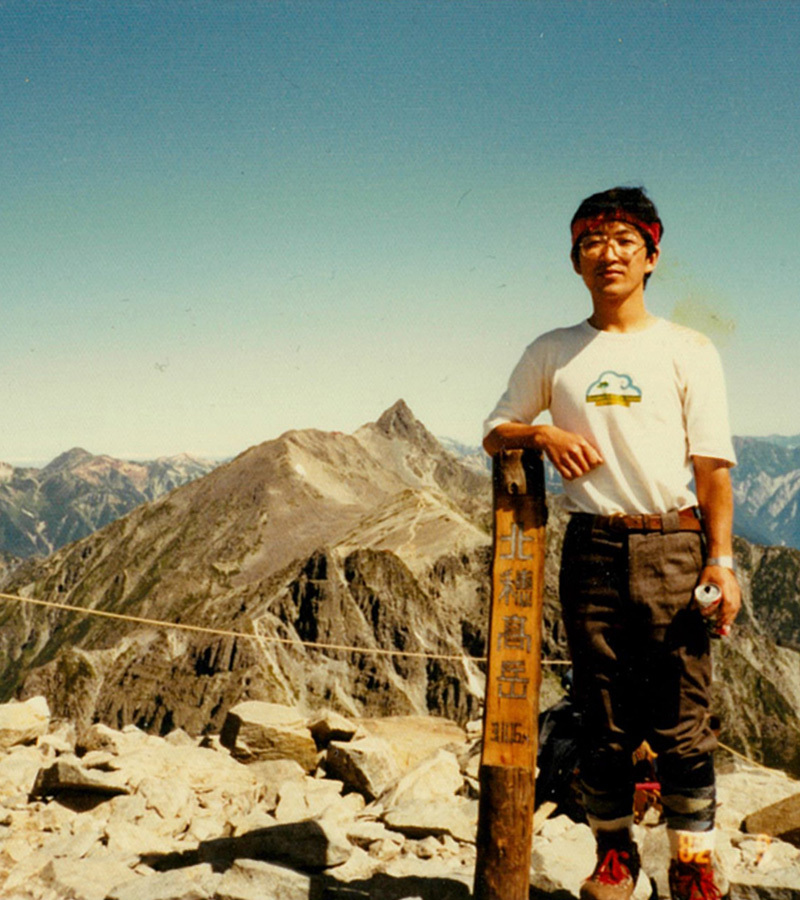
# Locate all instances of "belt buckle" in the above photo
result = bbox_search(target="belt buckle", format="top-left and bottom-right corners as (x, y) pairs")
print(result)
(607, 513), (628, 532)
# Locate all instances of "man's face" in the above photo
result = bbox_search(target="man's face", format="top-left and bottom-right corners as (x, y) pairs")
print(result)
(572, 220), (659, 299)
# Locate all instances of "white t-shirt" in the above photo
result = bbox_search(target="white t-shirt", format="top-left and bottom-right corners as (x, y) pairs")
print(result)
(484, 318), (736, 515)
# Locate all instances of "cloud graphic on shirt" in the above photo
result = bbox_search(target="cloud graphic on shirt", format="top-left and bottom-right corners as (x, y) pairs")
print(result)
(585, 371), (642, 407)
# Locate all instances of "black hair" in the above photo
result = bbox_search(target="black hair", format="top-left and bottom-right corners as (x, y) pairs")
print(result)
(570, 187), (664, 263)
(570, 186), (663, 275)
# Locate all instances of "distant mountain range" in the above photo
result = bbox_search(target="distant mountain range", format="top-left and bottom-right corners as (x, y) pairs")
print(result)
(443, 434), (800, 553)
(750, 434), (800, 450)
(1, 430), (799, 566)
(0, 449), (217, 561)
(1, 401), (800, 779)
(731, 436), (800, 550)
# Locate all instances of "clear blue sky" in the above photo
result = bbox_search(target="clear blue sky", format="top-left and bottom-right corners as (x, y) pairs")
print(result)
(2, 1), (798, 463)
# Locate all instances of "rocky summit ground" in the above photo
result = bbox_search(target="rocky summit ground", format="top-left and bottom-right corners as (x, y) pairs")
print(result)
(1, 696), (799, 900)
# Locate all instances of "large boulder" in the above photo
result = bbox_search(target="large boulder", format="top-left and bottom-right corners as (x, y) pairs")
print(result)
(382, 797), (478, 843)
(357, 715), (467, 770)
(196, 818), (352, 872)
(214, 859), (312, 900)
(220, 701), (318, 772)
(326, 736), (401, 801)
(378, 748), (463, 808)
(30, 754), (129, 798)
(742, 791), (800, 848)
(306, 709), (358, 748)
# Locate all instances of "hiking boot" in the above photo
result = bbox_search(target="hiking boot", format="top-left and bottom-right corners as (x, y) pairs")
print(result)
(668, 857), (729, 900)
(579, 830), (641, 900)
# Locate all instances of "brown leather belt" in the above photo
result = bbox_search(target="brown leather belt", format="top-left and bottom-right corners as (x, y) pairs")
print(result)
(585, 507), (703, 533)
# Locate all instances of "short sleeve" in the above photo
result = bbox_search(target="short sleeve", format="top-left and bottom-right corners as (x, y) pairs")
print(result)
(483, 339), (552, 437)
(682, 338), (736, 466)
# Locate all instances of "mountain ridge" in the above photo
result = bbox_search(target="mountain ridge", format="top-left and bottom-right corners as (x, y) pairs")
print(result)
(0, 448), (218, 561)
(0, 400), (493, 732)
(3, 422), (800, 560)
(1, 403), (800, 779)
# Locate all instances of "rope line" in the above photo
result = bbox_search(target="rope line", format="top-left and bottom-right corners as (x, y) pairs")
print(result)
(716, 739), (778, 774)
(0, 590), (571, 666)
(0, 593), (777, 771)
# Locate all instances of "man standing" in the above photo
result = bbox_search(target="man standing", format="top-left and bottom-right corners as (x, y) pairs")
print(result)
(483, 187), (739, 900)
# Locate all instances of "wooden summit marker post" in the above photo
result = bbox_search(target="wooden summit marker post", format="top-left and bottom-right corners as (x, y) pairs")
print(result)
(474, 448), (547, 900)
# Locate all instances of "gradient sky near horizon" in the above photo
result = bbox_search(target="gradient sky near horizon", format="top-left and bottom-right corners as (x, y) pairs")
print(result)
(2, 0), (799, 464)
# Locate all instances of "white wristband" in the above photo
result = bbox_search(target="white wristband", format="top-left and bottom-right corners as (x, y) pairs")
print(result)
(706, 555), (735, 570)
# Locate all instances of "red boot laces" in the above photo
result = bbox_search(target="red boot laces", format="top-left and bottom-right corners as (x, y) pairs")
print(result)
(593, 848), (635, 885)
(669, 859), (723, 900)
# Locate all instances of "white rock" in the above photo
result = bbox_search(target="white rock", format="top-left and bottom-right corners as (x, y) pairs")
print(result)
(244, 758), (305, 812)
(3, 825), (105, 893)
(101, 793), (149, 830)
(81, 749), (121, 770)
(41, 854), (135, 900)
(274, 782), (311, 823)
(716, 756), (800, 830)
(38, 799), (79, 833)
(346, 819), (402, 850)
(272, 776), (348, 824)
(324, 845), (381, 883)
(104, 817), (181, 860)
(382, 797), (478, 843)
(315, 789), (366, 824)
(231, 808), (278, 836)
(80, 722), (146, 756)
(326, 736), (400, 801)
(2, 714), (800, 900)
(36, 721), (76, 755)
(0, 745), (49, 800)
(0, 697), (50, 751)
(414, 835), (443, 859)
(214, 858), (312, 900)
(724, 829), (800, 893)
(380, 748), (463, 807)
(137, 775), (196, 830)
(106, 863), (221, 900)
(440, 834), (461, 857)
(164, 728), (196, 747)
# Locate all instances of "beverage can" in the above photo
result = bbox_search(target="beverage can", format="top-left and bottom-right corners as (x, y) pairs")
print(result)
(694, 583), (721, 610)
(693, 583), (725, 638)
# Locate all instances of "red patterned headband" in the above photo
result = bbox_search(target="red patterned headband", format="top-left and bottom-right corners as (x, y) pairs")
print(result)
(571, 210), (662, 248)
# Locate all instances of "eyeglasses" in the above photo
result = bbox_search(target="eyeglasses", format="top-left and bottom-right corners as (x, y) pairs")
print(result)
(579, 234), (646, 260)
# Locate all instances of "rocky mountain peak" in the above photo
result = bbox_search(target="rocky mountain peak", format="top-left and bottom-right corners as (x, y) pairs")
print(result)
(373, 400), (441, 454)
(40, 447), (94, 475)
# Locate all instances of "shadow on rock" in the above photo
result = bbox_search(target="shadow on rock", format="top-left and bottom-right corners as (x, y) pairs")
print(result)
(142, 824), (473, 899)
(310, 872), (472, 900)
(143, 819), (342, 873)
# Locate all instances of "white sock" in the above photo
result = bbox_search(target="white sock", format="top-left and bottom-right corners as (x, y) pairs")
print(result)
(668, 828), (715, 862)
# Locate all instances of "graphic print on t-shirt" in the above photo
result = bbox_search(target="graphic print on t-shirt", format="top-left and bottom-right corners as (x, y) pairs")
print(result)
(585, 371), (642, 407)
